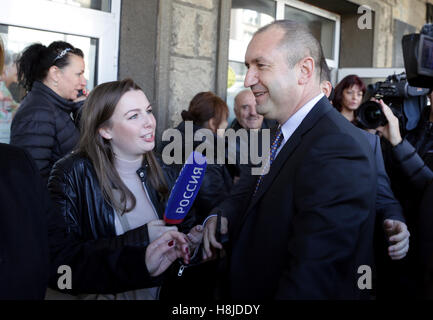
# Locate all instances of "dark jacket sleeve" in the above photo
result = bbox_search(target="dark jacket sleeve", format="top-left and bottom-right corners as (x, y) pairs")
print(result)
(212, 163), (257, 239)
(391, 139), (433, 191)
(10, 104), (56, 184)
(418, 180), (433, 297)
(194, 163), (233, 223)
(47, 159), (162, 294)
(372, 135), (405, 222)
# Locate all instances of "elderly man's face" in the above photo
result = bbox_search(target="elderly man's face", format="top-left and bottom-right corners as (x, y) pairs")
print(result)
(244, 26), (300, 124)
(235, 91), (263, 129)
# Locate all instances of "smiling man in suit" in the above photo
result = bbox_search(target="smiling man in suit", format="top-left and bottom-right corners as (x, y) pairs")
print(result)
(203, 20), (377, 299)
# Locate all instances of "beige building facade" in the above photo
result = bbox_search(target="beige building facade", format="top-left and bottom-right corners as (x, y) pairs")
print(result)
(1, 0), (432, 139)
(118, 0), (433, 138)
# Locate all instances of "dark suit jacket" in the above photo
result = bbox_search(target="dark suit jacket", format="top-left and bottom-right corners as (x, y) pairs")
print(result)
(219, 97), (377, 299)
(360, 131), (404, 222)
(0, 143), (50, 299)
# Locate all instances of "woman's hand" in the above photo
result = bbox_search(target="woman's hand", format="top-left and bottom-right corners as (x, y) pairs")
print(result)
(145, 230), (190, 277)
(374, 99), (403, 147)
(147, 219), (178, 243)
(74, 88), (89, 103)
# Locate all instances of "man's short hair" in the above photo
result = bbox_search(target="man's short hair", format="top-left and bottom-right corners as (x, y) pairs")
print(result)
(255, 20), (323, 79)
(234, 90), (251, 107)
(320, 56), (331, 83)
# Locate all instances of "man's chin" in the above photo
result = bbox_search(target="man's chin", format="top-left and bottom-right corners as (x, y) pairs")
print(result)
(247, 120), (262, 129)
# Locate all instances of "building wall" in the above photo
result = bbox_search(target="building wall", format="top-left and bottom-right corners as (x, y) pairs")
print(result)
(118, 0), (230, 138)
(154, 0), (230, 139)
(118, 0), (433, 137)
(118, 0), (158, 102)
(169, 0), (218, 125)
(349, 0), (433, 67)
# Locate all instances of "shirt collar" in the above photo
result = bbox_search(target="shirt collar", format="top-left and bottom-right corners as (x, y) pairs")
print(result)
(279, 92), (324, 144)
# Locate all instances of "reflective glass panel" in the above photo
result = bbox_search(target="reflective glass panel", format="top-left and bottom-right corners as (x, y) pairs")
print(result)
(284, 5), (336, 60)
(46, 0), (111, 12)
(227, 0), (276, 124)
(0, 24), (98, 143)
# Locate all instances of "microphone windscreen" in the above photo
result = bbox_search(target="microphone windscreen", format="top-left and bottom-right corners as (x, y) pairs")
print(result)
(164, 151), (207, 224)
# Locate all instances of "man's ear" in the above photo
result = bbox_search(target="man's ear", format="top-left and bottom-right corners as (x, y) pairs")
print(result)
(98, 126), (112, 140)
(320, 80), (333, 98)
(297, 57), (315, 85)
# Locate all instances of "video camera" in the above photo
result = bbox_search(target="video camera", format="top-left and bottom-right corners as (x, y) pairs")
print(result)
(355, 24), (433, 131)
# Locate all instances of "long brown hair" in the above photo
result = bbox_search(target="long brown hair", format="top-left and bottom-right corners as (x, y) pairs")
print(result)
(77, 78), (169, 214)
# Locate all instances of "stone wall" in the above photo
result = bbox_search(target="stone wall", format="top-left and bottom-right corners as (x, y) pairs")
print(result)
(169, 0), (219, 126)
(151, 0), (432, 137)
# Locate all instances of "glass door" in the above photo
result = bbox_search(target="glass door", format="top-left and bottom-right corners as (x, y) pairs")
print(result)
(0, 0), (121, 94)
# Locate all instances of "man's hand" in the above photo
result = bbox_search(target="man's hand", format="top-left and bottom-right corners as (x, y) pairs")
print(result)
(202, 215), (228, 260)
(145, 230), (190, 277)
(186, 224), (204, 256)
(375, 99), (403, 147)
(383, 219), (410, 260)
(147, 219), (178, 243)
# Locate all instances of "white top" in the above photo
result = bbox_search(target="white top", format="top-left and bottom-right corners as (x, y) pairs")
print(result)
(113, 156), (159, 235)
(104, 155), (160, 300)
(275, 93), (324, 157)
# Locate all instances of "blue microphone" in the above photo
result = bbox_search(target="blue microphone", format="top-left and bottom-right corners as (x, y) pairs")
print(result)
(164, 151), (207, 224)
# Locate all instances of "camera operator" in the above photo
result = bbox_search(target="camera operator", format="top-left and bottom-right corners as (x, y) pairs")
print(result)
(376, 96), (433, 298)
(376, 97), (433, 190)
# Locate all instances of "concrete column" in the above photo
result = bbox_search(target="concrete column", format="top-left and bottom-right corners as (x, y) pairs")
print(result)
(155, 0), (229, 140)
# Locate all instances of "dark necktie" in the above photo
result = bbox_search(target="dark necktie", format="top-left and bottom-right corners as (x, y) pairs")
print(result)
(253, 126), (283, 196)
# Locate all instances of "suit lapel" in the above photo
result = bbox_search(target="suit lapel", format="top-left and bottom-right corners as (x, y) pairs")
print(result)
(240, 96), (334, 226)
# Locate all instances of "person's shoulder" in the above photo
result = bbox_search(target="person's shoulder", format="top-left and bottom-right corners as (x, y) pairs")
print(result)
(262, 118), (277, 129)
(357, 128), (379, 147)
(0, 143), (32, 164)
(319, 106), (362, 137)
(0, 143), (40, 179)
(51, 151), (93, 176)
(14, 92), (56, 121)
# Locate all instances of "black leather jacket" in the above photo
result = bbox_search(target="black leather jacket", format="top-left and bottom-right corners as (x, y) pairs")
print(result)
(47, 151), (195, 294)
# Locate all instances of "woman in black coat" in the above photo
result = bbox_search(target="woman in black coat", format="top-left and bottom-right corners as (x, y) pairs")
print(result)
(47, 79), (200, 299)
(10, 41), (87, 184)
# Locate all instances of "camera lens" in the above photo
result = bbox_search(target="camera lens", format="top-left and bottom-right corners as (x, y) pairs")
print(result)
(364, 104), (382, 122)
(355, 101), (388, 129)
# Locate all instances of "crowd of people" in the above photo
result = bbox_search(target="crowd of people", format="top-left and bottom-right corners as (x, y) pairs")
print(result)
(1, 19), (433, 300)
